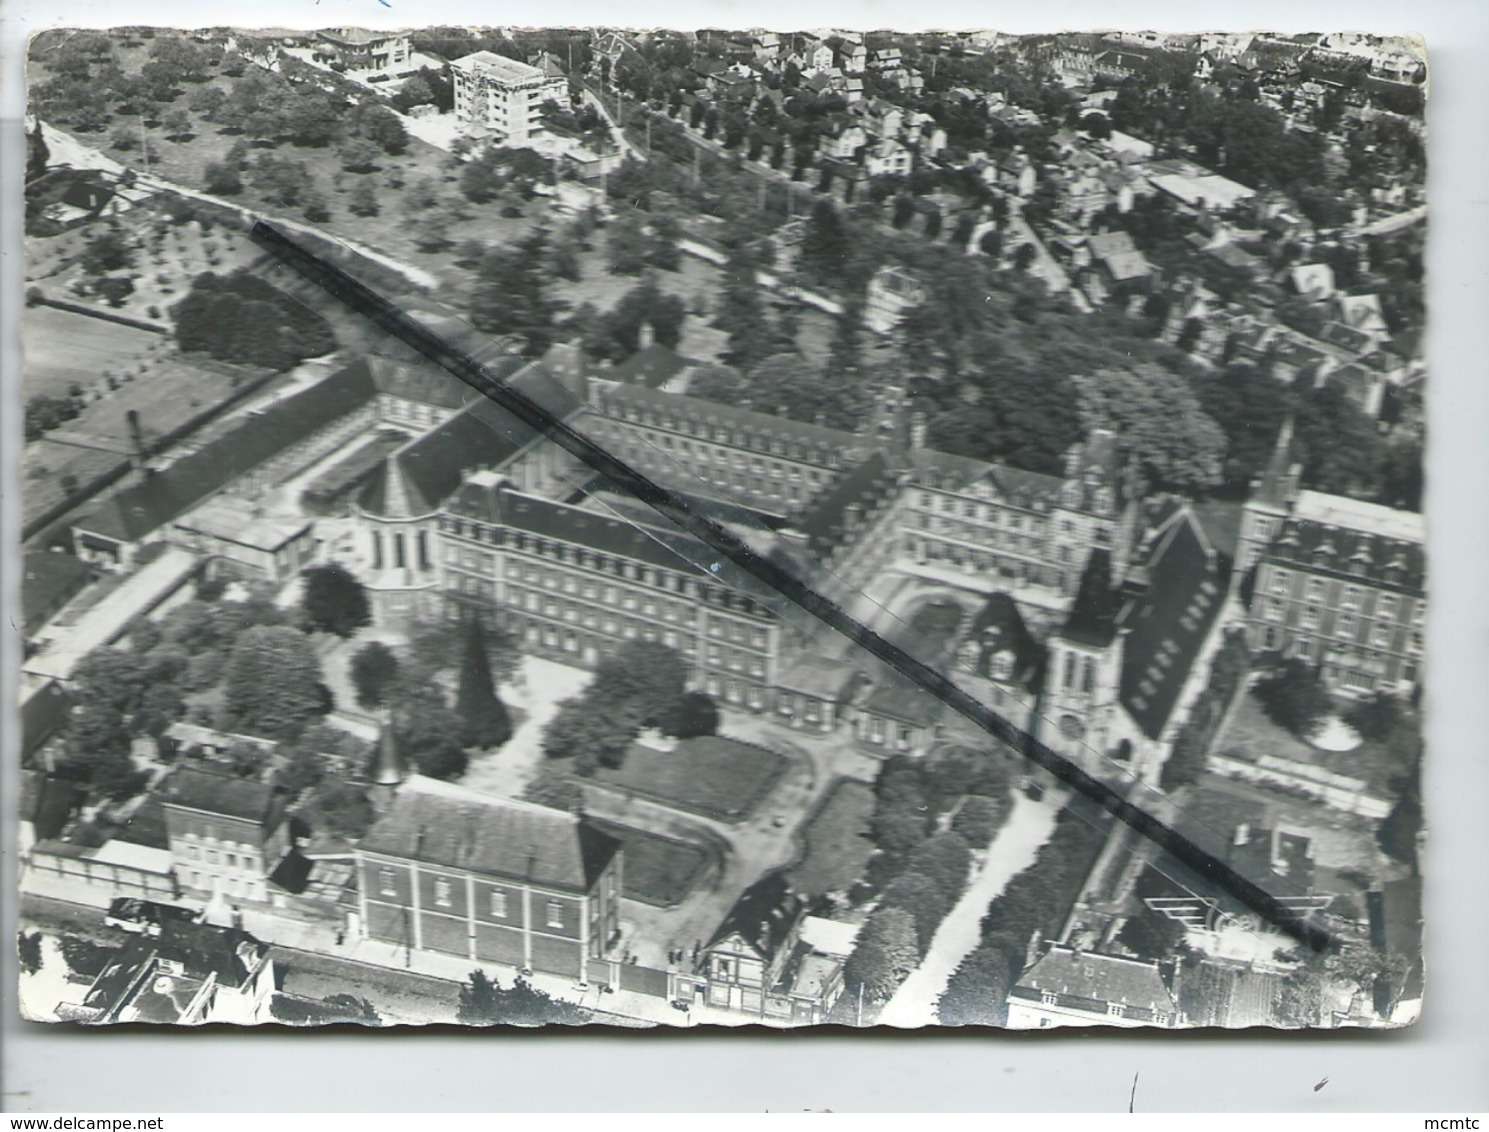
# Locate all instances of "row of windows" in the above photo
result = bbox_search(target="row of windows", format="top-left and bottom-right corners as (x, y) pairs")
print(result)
(919, 492), (1053, 530)
(912, 539), (1067, 589)
(377, 869), (567, 929)
(1263, 599), (1423, 651)
(178, 844), (259, 870)
(600, 406), (840, 467)
(1267, 571), (1418, 616)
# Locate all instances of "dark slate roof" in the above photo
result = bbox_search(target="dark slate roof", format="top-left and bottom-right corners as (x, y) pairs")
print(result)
(162, 767), (283, 829)
(358, 364), (563, 518)
(1265, 512), (1425, 596)
(707, 869), (803, 959)
(791, 452), (899, 561)
(1118, 509), (1228, 739)
(114, 794), (171, 849)
(366, 354), (485, 410)
(1017, 944), (1177, 1014)
(964, 592), (1046, 692)
(358, 776), (620, 893)
(606, 343), (696, 388)
(909, 448), (1063, 509)
(19, 770), (84, 841)
(859, 671), (944, 727)
(594, 383), (864, 464)
(446, 480), (714, 578)
(22, 551), (96, 635)
(1060, 548), (1121, 649)
(20, 680), (75, 762)
(76, 360), (379, 545)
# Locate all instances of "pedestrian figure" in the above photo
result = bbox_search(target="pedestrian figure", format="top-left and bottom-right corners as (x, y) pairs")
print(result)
(335, 929), (345, 947)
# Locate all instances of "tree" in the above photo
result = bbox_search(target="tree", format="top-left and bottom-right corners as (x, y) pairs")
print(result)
(844, 907), (920, 1001)
(905, 831), (973, 901)
(339, 138), (381, 173)
(660, 691), (719, 739)
(799, 198), (850, 286)
(348, 179), (379, 217)
(1073, 363), (1227, 492)
(1117, 911), (1188, 960)
(589, 641), (689, 727)
(223, 626), (325, 741)
(97, 276), (134, 308)
(456, 620), (513, 749)
(713, 242), (768, 371)
(162, 109), (193, 140)
(356, 104), (409, 155)
(950, 794), (1005, 845)
(1254, 658), (1333, 741)
(521, 764), (584, 812)
(391, 683), (468, 780)
(350, 641), (400, 709)
(298, 779), (376, 840)
(273, 745), (325, 797)
(881, 872), (953, 955)
(79, 228), (135, 275)
(607, 216), (652, 275)
(458, 970), (589, 1026)
(17, 931), (44, 977)
(406, 622), (521, 686)
(301, 564), (371, 638)
(938, 943), (1015, 1026)
(1274, 967), (1324, 1027)
(471, 229), (567, 356)
(542, 696), (642, 775)
(203, 161), (243, 196)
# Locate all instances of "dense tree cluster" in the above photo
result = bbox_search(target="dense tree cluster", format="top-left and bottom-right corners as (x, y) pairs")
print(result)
(1253, 657), (1334, 741)
(300, 564), (371, 638)
(687, 350), (871, 432)
(572, 278), (687, 363)
(457, 969), (589, 1026)
(540, 641), (713, 776)
(173, 270), (337, 370)
(1160, 629), (1250, 792)
(470, 228), (569, 357)
(938, 810), (1107, 1026)
(223, 625), (328, 741)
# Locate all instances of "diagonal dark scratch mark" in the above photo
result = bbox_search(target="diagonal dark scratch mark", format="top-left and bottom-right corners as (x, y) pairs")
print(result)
(249, 218), (1335, 952)
(1130, 1072), (1139, 1113)
(1314, 1077), (1329, 1092)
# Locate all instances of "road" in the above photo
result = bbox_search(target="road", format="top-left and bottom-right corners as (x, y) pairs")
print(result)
(875, 789), (1063, 1028)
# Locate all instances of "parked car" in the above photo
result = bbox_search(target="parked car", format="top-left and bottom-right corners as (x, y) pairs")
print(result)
(103, 898), (204, 936)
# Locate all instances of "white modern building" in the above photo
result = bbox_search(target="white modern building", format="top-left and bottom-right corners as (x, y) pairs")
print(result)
(451, 51), (569, 146)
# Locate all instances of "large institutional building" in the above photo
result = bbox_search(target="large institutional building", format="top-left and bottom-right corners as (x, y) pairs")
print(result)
(450, 51), (569, 145)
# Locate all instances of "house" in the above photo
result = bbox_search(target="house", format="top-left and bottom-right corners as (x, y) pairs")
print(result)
(773, 656), (859, 733)
(1290, 263), (1337, 301)
(699, 871), (845, 1022)
(355, 775), (623, 985)
(854, 670), (944, 756)
(864, 138), (912, 178)
(1006, 944), (1181, 1028)
(170, 497), (314, 585)
(313, 28), (411, 74)
(843, 43), (868, 73)
(863, 265), (925, 335)
(1333, 293), (1391, 340)
(819, 124), (868, 161)
(955, 593), (1046, 734)
(18, 769), (84, 856)
(803, 40), (835, 73)
(1087, 229), (1154, 291)
(161, 768), (293, 905)
(451, 51), (568, 146)
(54, 921), (275, 1025)
(603, 343), (698, 391)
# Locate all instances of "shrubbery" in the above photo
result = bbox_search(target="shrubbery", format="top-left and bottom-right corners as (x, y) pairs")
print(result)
(173, 269), (336, 370)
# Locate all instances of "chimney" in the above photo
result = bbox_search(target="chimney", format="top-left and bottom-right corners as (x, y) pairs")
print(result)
(126, 409), (148, 473)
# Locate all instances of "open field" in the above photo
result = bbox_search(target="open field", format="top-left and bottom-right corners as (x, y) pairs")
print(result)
(23, 304), (161, 400)
(788, 777), (876, 899)
(586, 819), (713, 907)
(595, 736), (789, 823)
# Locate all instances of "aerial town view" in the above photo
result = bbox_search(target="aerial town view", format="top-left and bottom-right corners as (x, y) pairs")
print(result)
(16, 25), (1426, 1030)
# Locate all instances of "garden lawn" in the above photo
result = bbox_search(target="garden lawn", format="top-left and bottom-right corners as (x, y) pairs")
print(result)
(22, 304), (161, 400)
(594, 735), (788, 823)
(585, 819), (712, 907)
(788, 777), (875, 899)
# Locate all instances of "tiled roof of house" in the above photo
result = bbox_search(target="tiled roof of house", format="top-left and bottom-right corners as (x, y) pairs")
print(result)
(1118, 509), (1228, 739)
(359, 361), (569, 519)
(1017, 944), (1177, 1014)
(791, 451), (900, 562)
(606, 343), (696, 388)
(162, 767), (285, 830)
(1265, 507), (1425, 595)
(859, 671), (944, 727)
(359, 775), (620, 892)
(909, 448), (1063, 508)
(76, 360), (379, 545)
(707, 869), (803, 958)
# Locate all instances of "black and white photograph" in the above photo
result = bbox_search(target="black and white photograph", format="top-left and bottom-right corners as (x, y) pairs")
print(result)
(14, 23), (1429, 1033)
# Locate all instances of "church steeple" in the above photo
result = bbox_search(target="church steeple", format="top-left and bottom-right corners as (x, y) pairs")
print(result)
(369, 716), (408, 789)
(1251, 415), (1301, 509)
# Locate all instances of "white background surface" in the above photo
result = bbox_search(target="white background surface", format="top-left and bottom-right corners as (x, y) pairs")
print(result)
(2, 0), (1486, 1113)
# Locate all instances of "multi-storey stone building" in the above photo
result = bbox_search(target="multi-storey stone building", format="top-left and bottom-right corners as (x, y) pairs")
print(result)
(1239, 422), (1425, 697)
(451, 51), (568, 146)
(161, 768), (292, 905)
(355, 775), (622, 984)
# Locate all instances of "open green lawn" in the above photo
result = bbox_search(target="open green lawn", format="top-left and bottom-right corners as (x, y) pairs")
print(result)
(585, 818), (713, 907)
(595, 736), (789, 823)
(788, 778), (876, 899)
(22, 304), (162, 400)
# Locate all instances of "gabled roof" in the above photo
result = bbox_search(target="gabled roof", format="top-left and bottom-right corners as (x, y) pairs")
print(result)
(358, 775), (620, 892)
(366, 355), (482, 411)
(1016, 944), (1177, 1014)
(1060, 548), (1121, 649)
(607, 343), (696, 388)
(707, 870), (804, 959)
(19, 770), (84, 841)
(1119, 509), (1229, 739)
(76, 360), (378, 545)
(163, 767), (284, 830)
(20, 680), (75, 762)
(964, 592), (1046, 692)
(791, 452), (899, 562)
(358, 361), (561, 519)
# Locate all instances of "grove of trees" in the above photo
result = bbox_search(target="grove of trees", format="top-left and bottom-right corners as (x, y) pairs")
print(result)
(173, 270), (337, 370)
